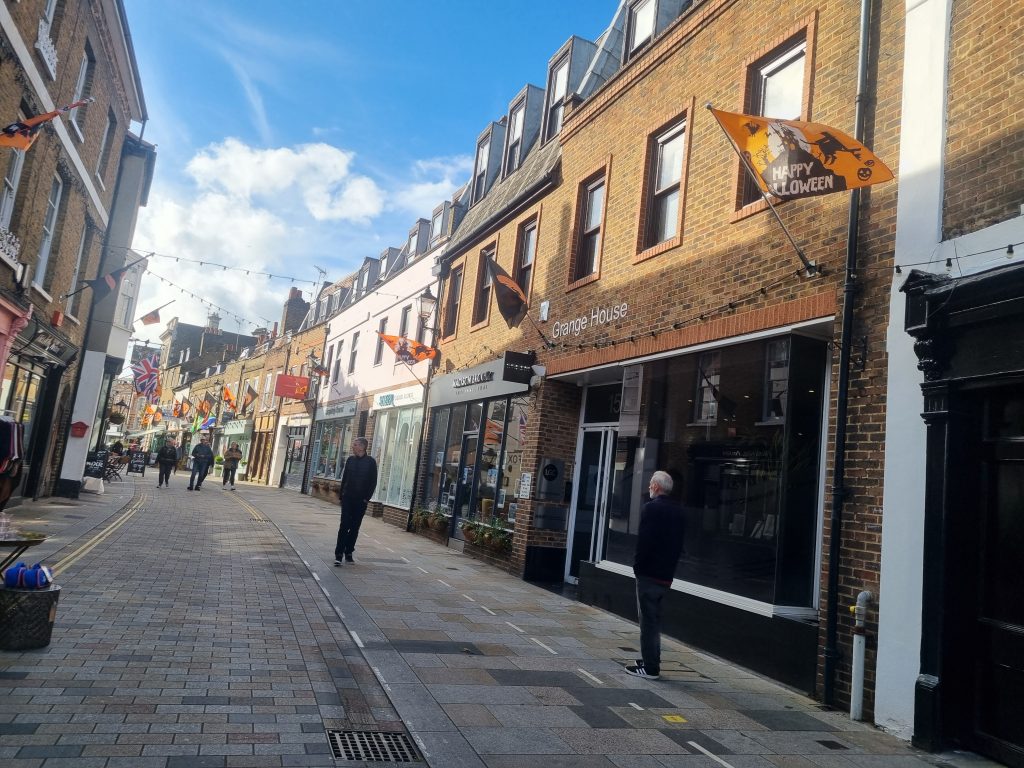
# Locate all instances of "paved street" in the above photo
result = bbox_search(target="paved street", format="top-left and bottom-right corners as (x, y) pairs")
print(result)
(0, 480), (996, 767)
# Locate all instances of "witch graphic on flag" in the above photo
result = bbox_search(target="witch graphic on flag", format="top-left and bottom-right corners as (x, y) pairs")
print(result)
(376, 332), (437, 364)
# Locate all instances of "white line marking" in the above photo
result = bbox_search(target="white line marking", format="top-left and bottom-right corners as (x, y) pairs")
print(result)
(688, 741), (737, 768)
(301, 559), (309, 566)
(481, 606), (497, 616)
(693, 651), (721, 664)
(577, 668), (603, 685)
(437, 579), (452, 588)
(462, 594), (475, 602)
(350, 631), (364, 648)
(311, 572), (320, 582)
(400, 556), (410, 563)
(530, 637), (558, 655)
(629, 702), (644, 710)
(506, 622), (525, 633)
(417, 567), (429, 573)
(384, 546), (395, 553)
(320, 585), (330, 597)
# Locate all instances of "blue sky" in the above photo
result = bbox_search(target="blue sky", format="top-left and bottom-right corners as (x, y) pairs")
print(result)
(125, 0), (620, 344)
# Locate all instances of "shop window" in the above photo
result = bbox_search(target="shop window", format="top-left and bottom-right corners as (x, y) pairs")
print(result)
(600, 335), (827, 606)
(740, 36), (808, 207)
(571, 173), (606, 284)
(514, 218), (537, 300)
(693, 350), (721, 424)
(442, 265), (463, 338)
(472, 247), (494, 325)
(643, 118), (687, 249)
(372, 406), (424, 509)
(762, 338), (789, 421)
(423, 408), (451, 509)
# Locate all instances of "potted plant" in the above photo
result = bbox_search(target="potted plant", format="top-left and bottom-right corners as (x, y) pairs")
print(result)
(429, 509), (450, 532)
(460, 519), (478, 543)
(490, 528), (512, 553)
(238, 460), (248, 480)
(106, 411), (125, 425)
(412, 508), (431, 530)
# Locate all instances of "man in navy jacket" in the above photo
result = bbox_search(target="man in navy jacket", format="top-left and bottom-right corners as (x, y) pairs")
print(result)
(626, 470), (685, 680)
(334, 437), (378, 564)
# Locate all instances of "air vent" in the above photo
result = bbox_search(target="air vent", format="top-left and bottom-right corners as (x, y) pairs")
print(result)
(326, 730), (421, 763)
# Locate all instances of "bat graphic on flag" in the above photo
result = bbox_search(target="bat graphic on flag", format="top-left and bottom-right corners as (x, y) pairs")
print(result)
(0, 97), (95, 151)
(376, 332), (438, 364)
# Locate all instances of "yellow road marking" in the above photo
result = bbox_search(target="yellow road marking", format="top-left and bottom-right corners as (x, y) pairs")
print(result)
(51, 495), (146, 576)
(231, 493), (268, 522)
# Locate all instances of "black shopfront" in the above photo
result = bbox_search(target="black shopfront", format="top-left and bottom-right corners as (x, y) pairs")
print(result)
(903, 265), (1024, 767)
(421, 352), (533, 537)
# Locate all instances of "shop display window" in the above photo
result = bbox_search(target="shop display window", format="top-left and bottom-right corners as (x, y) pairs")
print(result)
(601, 334), (826, 606)
(313, 418), (353, 479)
(372, 405), (423, 509)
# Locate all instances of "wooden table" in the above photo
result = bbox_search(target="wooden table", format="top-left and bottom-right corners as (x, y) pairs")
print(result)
(0, 537), (44, 572)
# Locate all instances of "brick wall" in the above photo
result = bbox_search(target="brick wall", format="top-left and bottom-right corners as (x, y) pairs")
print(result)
(942, 0), (1024, 238)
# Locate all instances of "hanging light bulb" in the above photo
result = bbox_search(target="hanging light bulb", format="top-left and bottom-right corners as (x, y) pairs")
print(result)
(945, 257), (953, 273)
(894, 264), (902, 274)
(1007, 244), (1015, 259)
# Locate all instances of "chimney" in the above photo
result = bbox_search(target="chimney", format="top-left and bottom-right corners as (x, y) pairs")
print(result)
(272, 321), (278, 338)
(281, 287), (311, 334)
(206, 311), (221, 334)
(252, 327), (268, 345)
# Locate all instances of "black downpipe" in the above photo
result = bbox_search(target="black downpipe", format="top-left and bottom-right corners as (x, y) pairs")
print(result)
(824, 0), (873, 707)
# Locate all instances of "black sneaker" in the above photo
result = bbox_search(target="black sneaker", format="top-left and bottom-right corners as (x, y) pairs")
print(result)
(345, 554), (354, 563)
(625, 663), (659, 680)
(187, 486), (193, 491)
(334, 559), (343, 567)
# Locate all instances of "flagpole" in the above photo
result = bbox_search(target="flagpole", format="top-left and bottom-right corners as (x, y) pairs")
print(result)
(62, 256), (150, 300)
(134, 300), (175, 325)
(706, 104), (818, 277)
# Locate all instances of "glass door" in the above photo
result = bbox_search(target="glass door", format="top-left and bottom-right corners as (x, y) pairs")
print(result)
(565, 427), (617, 583)
(451, 433), (478, 538)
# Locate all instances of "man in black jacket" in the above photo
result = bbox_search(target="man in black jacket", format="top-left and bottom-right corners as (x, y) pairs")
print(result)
(335, 437), (377, 565)
(626, 470), (684, 680)
(156, 439), (178, 488)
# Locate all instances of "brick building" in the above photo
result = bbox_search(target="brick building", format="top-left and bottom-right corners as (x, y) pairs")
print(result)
(422, 0), (903, 722)
(0, 0), (148, 499)
(876, 0), (1024, 762)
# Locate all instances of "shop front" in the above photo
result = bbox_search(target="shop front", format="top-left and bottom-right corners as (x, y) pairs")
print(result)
(421, 352), (534, 539)
(562, 326), (830, 691)
(309, 399), (356, 499)
(280, 416), (310, 491)
(369, 385), (424, 513)
(222, 418), (253, 479)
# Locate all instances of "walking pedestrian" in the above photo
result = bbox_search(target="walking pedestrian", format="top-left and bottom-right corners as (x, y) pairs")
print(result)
(626, 470), (685, 680)
(188, 436), (214, 491)
(334, 437), (377, 565)
(222, 442), (243, 490)
(156, 438), (178, 488)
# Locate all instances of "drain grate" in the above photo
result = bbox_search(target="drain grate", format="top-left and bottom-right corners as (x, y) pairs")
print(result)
(327, 730), (421, 763)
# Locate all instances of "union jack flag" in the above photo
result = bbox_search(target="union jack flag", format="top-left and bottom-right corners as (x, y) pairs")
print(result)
(131, 353), (160, 401)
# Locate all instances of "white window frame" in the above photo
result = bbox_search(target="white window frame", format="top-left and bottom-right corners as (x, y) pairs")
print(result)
(65, 227), (88, 320)
(70, 47), (92, 138)
(1, 143), (25, 230)
(472, 137), (490, 203)
(505, 102), (525, 175)
(43, 0), (58, 23)
(646, 120), (686, 247)
(545, 57), (569, 141)
(430, 210), (444, 241)
(374, 317), (388, 366)
(575, 176), (605, 281)
(348, 331), (359, 374)
(516, 218), (538, 299)
(34, 174), (63, 291)
(94, 110), (115, 185)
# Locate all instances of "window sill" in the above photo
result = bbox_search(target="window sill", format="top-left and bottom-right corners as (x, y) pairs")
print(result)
(595, 560), (816, 619)
(93, 172), (106, 191)
(30, 283), (53, 302)
(469, 316), (490, 332)
(686, 420), (717, 428)
(634, 235), (681, 264)
(65, 313), (81, 326)
(70, 120), (85, 143)
(565, 272), (600, 293)
(731, 196), (774, 223)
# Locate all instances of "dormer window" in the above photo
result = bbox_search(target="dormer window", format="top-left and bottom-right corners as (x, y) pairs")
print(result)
(472, 138), (490, 203)
(408, 231), (417, 256)
(505, 102), (525, 174)
(626, 0), (656, 58)
(431, 210), (444, 241)
(545, 58), (569, 141)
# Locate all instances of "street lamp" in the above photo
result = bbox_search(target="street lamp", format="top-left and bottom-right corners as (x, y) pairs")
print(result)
(417, 287), (437, 331)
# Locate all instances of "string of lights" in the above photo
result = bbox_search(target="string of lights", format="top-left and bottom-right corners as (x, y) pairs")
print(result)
(102, 243), (321, 286)
(537, 264), (825, 352)
(144, 269), (275, 329)
(884, 241), (1021, 274)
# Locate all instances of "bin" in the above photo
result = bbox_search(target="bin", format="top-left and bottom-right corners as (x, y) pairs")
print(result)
(0, 585), (60, 651)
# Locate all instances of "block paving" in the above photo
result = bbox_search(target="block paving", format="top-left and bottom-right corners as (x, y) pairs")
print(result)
(0, 479), (1001, 767)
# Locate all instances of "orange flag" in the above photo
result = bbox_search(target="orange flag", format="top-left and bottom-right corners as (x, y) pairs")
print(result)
(709, 107), (893, 201)
(0, 98), (95, 151)
(223, 385), (236, 410)
(376, 332), (438, 364)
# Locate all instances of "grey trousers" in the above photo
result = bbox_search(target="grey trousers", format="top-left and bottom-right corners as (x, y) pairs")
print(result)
(636, 575), (670, 675)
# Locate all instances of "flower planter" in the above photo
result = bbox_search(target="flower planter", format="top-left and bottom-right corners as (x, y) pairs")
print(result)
(0, 585), (61, 650)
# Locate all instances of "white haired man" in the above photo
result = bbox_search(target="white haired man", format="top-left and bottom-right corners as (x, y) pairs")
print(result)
(626, 470), (684, 680)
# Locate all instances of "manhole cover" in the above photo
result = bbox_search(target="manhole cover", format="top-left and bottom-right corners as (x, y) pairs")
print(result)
(327, 730), (421, 762)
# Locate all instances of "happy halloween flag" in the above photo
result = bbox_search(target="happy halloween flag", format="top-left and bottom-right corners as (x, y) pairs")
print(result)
(376, 332), (438, 364)
(172, 400), (181, 418)
(484, 256), (529, 329)
(180, 398), (192, 419)
(0, 97), (94, 151)
(241, 384), (259, 414)
(199, 392), (216, 416)
(223, 385), (236, 411)
(708, 107), (893, 201)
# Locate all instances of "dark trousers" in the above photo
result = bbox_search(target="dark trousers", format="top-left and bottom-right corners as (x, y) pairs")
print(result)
(222, 467), (236, 486)
(158, 463), (174, 485)
(636, 575), (670, 675)
(190, 462), (210, 488)
(335, 497), (368, 558)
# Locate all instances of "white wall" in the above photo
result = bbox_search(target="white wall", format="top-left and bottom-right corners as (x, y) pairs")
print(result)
(877, 0), (1024, 738)
(58, 349), (106, 484)
(320, 248), (440, 407)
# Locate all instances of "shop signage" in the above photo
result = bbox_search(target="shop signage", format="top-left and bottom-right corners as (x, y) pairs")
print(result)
(428, 352), (532, 409)
(224, 419), (253, 436)
(316, 399), (357, 421)
(550, 302), (628, 339)
(372, 384), (423, 411)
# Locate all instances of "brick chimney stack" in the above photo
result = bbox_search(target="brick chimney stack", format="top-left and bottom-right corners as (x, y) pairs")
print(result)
(281, 286), (310, 334)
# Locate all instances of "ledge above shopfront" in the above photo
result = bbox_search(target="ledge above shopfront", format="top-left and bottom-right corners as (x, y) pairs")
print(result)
(428, 351), (535, 409)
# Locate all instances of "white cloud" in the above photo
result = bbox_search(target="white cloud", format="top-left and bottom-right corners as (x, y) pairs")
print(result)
(392, 155), (472, 217)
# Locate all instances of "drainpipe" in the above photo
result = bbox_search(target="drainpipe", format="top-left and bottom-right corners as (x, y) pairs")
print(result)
(824, 0), (873, 707)
(850, 590), (874, 720)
